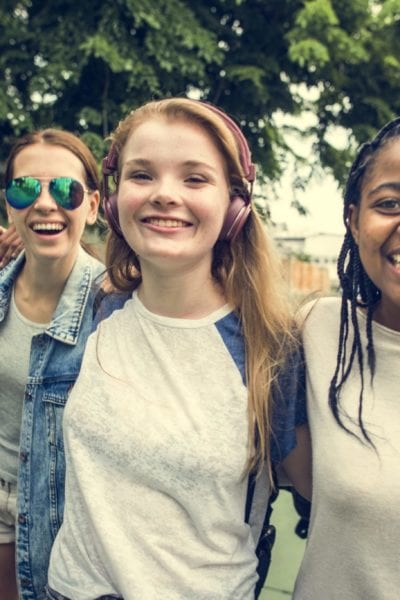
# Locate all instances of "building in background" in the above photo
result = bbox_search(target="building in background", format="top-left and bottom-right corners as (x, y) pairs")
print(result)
(271, 226), (343, 296)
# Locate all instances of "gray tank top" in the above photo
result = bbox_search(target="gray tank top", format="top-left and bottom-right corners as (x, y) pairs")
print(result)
(0, 290), (48, 483)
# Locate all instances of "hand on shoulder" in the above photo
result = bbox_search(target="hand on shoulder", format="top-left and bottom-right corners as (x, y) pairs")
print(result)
(0, 224), (23, 268)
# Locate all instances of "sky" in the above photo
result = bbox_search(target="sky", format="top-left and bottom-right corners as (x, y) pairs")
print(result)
(269, 170), (345, 236)
(267, 90), (349, 237)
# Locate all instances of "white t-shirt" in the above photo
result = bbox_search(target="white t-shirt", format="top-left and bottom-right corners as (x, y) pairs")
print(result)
(49, 292), (305, 600)
(294, 297), (400, 600)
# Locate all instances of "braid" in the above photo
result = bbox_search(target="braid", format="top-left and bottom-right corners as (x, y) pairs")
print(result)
(329, 117), (400, 443)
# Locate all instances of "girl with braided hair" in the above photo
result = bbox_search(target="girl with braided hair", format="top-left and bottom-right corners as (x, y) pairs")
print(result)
(294, 118), (400, 599)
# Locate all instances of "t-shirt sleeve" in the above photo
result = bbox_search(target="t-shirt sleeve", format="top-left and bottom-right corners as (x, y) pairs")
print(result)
(91, 291), (131, 332)
(270, 346), (307, 465)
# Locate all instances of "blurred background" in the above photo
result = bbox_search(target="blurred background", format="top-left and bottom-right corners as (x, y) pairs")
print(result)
(3, 0), (400, 297)
(2, 0), (400, 593)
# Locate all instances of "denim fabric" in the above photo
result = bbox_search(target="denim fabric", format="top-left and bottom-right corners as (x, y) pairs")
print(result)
(0, 248), (104, 600)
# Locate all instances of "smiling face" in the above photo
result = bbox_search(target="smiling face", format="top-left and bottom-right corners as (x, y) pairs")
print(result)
(349, 137), (400, 329)
(117, 117), (230, 278)
(7, 142), (99, 269)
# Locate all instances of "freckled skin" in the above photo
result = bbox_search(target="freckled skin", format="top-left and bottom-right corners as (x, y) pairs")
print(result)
(117, 118), (230, 282)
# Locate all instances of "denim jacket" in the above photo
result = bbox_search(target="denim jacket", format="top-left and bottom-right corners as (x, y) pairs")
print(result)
(0, 247), (104, 600)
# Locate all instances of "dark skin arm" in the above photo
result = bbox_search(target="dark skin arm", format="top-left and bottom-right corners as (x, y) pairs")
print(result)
(279, 423), (312, 501)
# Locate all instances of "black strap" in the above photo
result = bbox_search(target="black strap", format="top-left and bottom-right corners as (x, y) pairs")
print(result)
(291, 488), (311, 539)
(245, 472), (256, 524)
(245, 467), (279, 598)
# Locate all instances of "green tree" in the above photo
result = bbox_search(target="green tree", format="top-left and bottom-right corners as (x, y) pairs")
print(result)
(1, 0), (400, 196)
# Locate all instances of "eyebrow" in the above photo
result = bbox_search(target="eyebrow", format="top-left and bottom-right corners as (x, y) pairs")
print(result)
(123, 158), (217, 173)
(181, 160), (217, 173)
(123, 159), (151, 169)
(368, 181), (400, 196)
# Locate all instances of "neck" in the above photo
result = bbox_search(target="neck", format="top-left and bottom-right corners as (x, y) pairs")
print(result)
(373, 299), (400, 332)
(14, 255), (76, 323)
(137, 264), (227, 319)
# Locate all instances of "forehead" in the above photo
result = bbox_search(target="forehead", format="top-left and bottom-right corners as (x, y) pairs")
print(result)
(12, 143), (85, 179)
(362, 138), (400, 190)
(122, 117), (226, 166)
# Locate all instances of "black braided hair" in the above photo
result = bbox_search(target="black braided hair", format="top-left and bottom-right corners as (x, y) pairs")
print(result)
(329, 117), (400, 443)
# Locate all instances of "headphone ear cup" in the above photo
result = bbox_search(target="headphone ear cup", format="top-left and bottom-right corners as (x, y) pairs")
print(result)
(219, 195), (251, 242)
(103, 193), (123, 237)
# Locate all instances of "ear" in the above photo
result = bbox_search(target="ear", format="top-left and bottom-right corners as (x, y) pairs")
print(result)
(85, 190), (100, 226)
(347, 203), (359, 245)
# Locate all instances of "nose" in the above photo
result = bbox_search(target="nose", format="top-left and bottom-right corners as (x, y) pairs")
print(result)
(33, 181), (57, 211)
(149, 178), (181, 207)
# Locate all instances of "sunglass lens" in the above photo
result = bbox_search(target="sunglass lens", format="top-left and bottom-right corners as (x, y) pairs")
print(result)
(50, 178), (84, 210)
(6, 177), (41, 209)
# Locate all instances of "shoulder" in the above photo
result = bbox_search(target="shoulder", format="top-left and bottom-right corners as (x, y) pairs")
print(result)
(297, 295), (341, 331)
(92, 290), (132, 329)
(214, 310), (246, 381)
(79, 248), (104, 277)
(70, 249), (104, 294)
(0, 252), (24, 282)
(270, 343), (307, 464)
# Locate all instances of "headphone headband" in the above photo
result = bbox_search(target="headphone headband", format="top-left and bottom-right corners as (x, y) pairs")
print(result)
(201, 102), (256, 183)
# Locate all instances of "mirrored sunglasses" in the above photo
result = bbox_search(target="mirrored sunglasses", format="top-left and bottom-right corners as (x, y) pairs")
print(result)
(5, 176), (88, 211)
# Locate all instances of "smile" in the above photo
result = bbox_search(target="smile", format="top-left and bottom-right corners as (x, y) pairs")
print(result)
(389, 253), (400, 267)
(31, 223), (66, 234)
(142, 218), (191, 228)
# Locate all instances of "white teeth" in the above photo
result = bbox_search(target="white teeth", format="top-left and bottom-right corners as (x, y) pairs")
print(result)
(32, 223), (64, 232)
(147, 218), (188, 228)
(391, 254), (400, 266)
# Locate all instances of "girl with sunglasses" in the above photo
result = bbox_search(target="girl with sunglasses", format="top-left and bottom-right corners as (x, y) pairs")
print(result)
(0, 129), (103, 599)
(46, 98), (312, 600)
(293, 118), (400, 599)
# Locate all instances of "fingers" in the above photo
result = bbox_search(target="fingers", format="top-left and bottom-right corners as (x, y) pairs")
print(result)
(0, 225), (24, 268)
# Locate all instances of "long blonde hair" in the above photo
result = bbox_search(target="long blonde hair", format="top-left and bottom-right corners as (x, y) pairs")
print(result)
(105, 98), (296, 477)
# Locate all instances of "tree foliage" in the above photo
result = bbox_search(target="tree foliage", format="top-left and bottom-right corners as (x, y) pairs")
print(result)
(1, 0), (400, 201)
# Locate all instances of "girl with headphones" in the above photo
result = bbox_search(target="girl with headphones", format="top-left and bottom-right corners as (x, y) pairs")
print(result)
(46, 98), (311, 599)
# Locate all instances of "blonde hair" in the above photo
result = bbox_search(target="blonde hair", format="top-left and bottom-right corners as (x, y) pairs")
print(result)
(105, 98), (296, 478)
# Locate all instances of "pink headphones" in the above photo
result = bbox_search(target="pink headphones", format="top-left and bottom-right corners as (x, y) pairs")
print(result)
(102, 101), (256, 242)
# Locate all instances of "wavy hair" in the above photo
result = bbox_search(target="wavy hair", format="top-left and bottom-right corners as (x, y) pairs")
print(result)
(104, 98), (297, 477)
(329, 117), (400, 443)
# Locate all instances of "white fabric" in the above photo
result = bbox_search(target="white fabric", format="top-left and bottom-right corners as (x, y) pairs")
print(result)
(48, 293), (262, 599)
(294, 297), (400, 600)
(0, 478), (17, 543)
(0, 292), (47, 483)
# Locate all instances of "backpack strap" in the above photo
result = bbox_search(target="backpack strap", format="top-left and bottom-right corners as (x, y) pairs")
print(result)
(245, 466), (279, 599)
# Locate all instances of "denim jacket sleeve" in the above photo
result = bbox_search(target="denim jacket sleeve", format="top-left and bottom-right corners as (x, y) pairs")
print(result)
(14, 249), (104, 600)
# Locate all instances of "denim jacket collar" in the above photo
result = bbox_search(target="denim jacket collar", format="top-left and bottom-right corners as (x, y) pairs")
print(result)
(0, 247), (103, 346)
